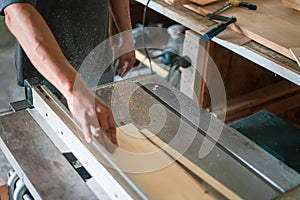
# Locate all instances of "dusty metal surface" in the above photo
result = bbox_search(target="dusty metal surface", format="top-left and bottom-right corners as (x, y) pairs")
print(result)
(96, 75), (300, 199)
(0, 110), (97, 200)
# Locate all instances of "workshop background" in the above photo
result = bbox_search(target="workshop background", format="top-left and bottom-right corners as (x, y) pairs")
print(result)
(1, 0), (300, 199)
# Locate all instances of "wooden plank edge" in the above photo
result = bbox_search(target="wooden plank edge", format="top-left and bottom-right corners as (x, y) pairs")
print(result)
(135, 50), (169, 78)
(116, 124), (217, 200)
(224, 91), (300, 122)
(140, 129), (243, 200)
(184, 3), (296, 61)
(189, 0), (219, 6)
(229, 24), (295, 61)
(282, 0), (300, 11)
(290, 48), (300, 67)
(223, 81), (300, 117)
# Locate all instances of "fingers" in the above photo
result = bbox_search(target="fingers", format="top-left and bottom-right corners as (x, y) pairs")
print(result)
(82, 122), (93, 143)
(98, 110), (110, 138)
(117, 59), (129, 77)
(117, 52), (136, 77)
(96, 106), (118, 146)
(68, 82), (117, 152)
(90, 126), (100, 137)
(108, 115), (117, 145)
(80, 102), (117, 153)
(82, 109), (101, 144)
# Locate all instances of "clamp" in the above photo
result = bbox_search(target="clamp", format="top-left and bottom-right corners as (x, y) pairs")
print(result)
(203, 14), (237, 42)
(202, 0), (257, 41)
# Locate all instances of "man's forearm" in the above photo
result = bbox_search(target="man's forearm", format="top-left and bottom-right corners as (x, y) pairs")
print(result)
(110, 0), (135, 57)
(4, 2), (118, 145)
(4, 3), (78, 97)
(110, 0), (132, 32)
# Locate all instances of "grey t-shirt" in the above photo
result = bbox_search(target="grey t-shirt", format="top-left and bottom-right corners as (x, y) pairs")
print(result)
(0, 0), (113, 86)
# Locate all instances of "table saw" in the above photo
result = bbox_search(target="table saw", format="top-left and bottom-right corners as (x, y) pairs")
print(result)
(0, 75), (300, 199)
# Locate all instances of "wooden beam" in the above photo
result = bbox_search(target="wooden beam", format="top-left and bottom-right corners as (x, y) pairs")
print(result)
(223, 81), (300, 116)
(135, 50), (169, 78)
(140, 128), (242, 200)
(0, 175), (8, 200)
(282, 0), (300, 11)
(113, 124), (216, 199)
(217, 81), (300, 122)
(189, 0), (218, 5)
(162, 0), (218, 6)
(162, 0), (191, 6)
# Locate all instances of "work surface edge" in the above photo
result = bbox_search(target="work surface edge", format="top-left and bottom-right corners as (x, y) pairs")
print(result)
(0, 109), (98, 200)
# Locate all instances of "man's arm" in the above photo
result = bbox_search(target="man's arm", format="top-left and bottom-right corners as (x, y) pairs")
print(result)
(4, 3), (117, 148)
(110, 0), (136, 77)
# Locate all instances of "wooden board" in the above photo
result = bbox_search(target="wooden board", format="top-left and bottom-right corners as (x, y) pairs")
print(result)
(185, 0), (300, 60)
(215, 80), (300, 122)
(112, 124), (216, 200)
(189, 0), (218, 5)
(139, 128), (242, 200)
(225, 81), (300, 116)
(190, 0), (218, 5)
(163, 0), (217, 6)
(162, 0), (191, 6)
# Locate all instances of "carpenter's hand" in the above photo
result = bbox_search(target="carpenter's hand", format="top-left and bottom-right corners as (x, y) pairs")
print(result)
(116, 50), (136, 77)
(66, 79), (117, 152)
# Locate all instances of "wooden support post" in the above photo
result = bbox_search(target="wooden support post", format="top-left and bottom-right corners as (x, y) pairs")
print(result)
(180, 30), (207, 103)
(0, 175), (8, 200)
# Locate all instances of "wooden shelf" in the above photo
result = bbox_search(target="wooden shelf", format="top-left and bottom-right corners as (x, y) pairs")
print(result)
(135, 49), (169, 78)
(135, 0), (300, 85)
(213, 81), (300, 123)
